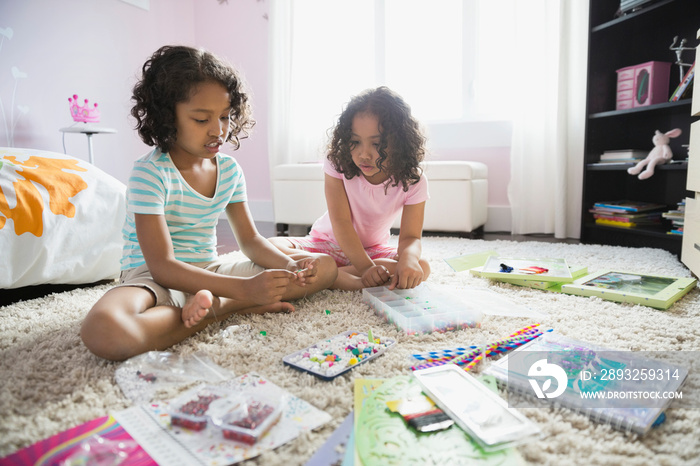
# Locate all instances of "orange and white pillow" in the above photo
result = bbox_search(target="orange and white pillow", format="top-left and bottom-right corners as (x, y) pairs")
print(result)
(0, 148), (125, 288)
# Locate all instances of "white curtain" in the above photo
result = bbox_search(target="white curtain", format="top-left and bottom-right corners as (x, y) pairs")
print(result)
(507, 0), (589, 238)
(268, 0), (376, 168)
(268, 0), (295, 168)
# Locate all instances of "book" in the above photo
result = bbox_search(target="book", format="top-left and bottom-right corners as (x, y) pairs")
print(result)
(592, 200), (666, 213)
(594, 218), (636, 228)
(0, 415), (156, 465)
(478, 256), (574, 283)
(662, 211), (685, 220)
(593, 213), (661, 224)
(483, 333), (690, 435)
(678, 78), (694, 99)
(593, 158), (643, 164)
(589, 210), (662, 220)
(600, 149), (646, 161)
(670, 62), (694, 101)
(304, 411), (353, 466)
(593, 214), (663, 228)
(560, 270), (697, 310)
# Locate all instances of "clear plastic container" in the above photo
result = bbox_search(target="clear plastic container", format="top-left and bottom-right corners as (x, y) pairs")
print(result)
(209, 393), (285, 445)
(362, 285), (483, 335)
(167, 385), (230, 431)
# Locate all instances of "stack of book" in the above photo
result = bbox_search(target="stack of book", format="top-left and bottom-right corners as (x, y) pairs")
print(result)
(590, 200), (665, 228)
(595, 149), (646, 165)
(663, 200), (686, 235)
(670, 62), (694, 102)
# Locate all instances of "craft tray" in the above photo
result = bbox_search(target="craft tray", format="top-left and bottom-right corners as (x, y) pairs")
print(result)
(282, 330), (396, 380)
(362, 285), (482, 335)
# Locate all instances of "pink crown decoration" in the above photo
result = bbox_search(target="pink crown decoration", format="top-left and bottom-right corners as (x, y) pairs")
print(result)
(68, 94), (100, 123)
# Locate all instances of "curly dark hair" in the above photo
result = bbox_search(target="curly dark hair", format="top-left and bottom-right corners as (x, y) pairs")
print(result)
(131, 45), (254, 153)
(327, 86), (426, 191)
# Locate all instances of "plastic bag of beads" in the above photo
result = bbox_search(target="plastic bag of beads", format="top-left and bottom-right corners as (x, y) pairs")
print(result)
(60, 434), (139, 466)
(115, 351), (233, 405)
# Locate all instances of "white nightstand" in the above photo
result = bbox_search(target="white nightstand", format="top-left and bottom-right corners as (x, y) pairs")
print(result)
(59, 124), (117, 165)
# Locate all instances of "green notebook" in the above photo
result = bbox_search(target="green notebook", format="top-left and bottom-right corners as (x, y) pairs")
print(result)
(560, 271), (697, 310)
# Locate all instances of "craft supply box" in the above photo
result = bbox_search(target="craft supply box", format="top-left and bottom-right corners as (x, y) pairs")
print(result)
(362, 286), (482, 335)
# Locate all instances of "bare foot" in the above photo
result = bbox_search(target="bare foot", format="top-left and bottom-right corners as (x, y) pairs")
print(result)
(182, 290), (214, 328)
(331, 271), (365, 291)
(241, 301), (295, 314)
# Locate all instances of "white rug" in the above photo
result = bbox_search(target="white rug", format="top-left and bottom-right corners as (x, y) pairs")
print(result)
(1, 236), (699, 465)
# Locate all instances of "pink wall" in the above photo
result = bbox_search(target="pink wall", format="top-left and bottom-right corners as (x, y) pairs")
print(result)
(192, 0), (272, 203)
(0, 0), (196, 185)
(1, 0), (511, 218)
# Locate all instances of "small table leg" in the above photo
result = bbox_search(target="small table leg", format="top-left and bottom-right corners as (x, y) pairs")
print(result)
(86, 133), (95, 165)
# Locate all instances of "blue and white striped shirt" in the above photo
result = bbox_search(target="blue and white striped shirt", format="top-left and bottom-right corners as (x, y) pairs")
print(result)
(121, 149), (246, 270)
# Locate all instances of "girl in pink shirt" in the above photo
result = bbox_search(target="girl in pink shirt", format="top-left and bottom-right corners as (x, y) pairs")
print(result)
(270, 87), (431, 290)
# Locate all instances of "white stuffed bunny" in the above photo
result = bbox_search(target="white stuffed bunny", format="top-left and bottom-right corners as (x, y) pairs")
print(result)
(627, 128), (682, 180)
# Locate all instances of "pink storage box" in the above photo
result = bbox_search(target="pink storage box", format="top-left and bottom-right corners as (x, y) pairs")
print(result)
(616, 61), (671, 110)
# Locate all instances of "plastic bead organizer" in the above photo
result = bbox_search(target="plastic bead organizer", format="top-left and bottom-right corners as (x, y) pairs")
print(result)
(283, 330), (395, 380)
(362, 285), (483, 335)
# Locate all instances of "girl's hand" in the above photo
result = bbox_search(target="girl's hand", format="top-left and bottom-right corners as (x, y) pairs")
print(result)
(245, 269), (297, 304)
(289, 258), (319, 286)
(361, 265), (392, 288)
(389, 258), (423, 290)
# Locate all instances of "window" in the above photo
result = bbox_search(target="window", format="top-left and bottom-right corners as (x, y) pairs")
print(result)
(288, 0), (516, 124)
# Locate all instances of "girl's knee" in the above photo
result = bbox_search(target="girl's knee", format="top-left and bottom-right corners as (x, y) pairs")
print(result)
(316, 253), (339, 285)
(81, 306), (139, 361)
(268, 236), (295, 251)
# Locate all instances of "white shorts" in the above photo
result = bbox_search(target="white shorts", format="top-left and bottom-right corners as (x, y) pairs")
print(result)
(115, 258), (263, 308)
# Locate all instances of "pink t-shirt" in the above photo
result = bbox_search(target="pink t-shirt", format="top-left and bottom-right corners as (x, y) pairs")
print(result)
(310, 158), (429, 248)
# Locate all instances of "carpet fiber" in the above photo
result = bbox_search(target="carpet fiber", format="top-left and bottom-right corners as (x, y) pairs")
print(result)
(1, 237), (699, 465)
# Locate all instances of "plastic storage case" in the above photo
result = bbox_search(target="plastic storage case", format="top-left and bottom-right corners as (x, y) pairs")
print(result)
(167, 385), (230, 431)
(283, 330), (396, 380)
(362, 285), (482, 335)
(209, 393), (285, 445)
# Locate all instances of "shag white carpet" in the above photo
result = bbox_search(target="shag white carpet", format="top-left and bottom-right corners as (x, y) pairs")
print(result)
(1, 236), (699, 466)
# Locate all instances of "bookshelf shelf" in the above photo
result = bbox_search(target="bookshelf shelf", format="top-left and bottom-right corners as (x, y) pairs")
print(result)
(590, 0), (675, 32)
(588, 100), (691, 119)
(586, 161), (688, 171)
(586, 221), (682, 238)
(581, 0), (698, 257)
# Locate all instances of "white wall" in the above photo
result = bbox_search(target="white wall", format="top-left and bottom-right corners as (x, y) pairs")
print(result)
(1, 0), (512, 232)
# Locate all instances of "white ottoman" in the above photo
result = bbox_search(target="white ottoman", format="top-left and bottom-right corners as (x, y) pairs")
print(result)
(272, 160), (488, 237)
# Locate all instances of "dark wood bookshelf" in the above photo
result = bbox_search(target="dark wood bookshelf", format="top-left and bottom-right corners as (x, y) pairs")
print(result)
(586, 161), (688, 171)
(581, 0), (700, 256)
